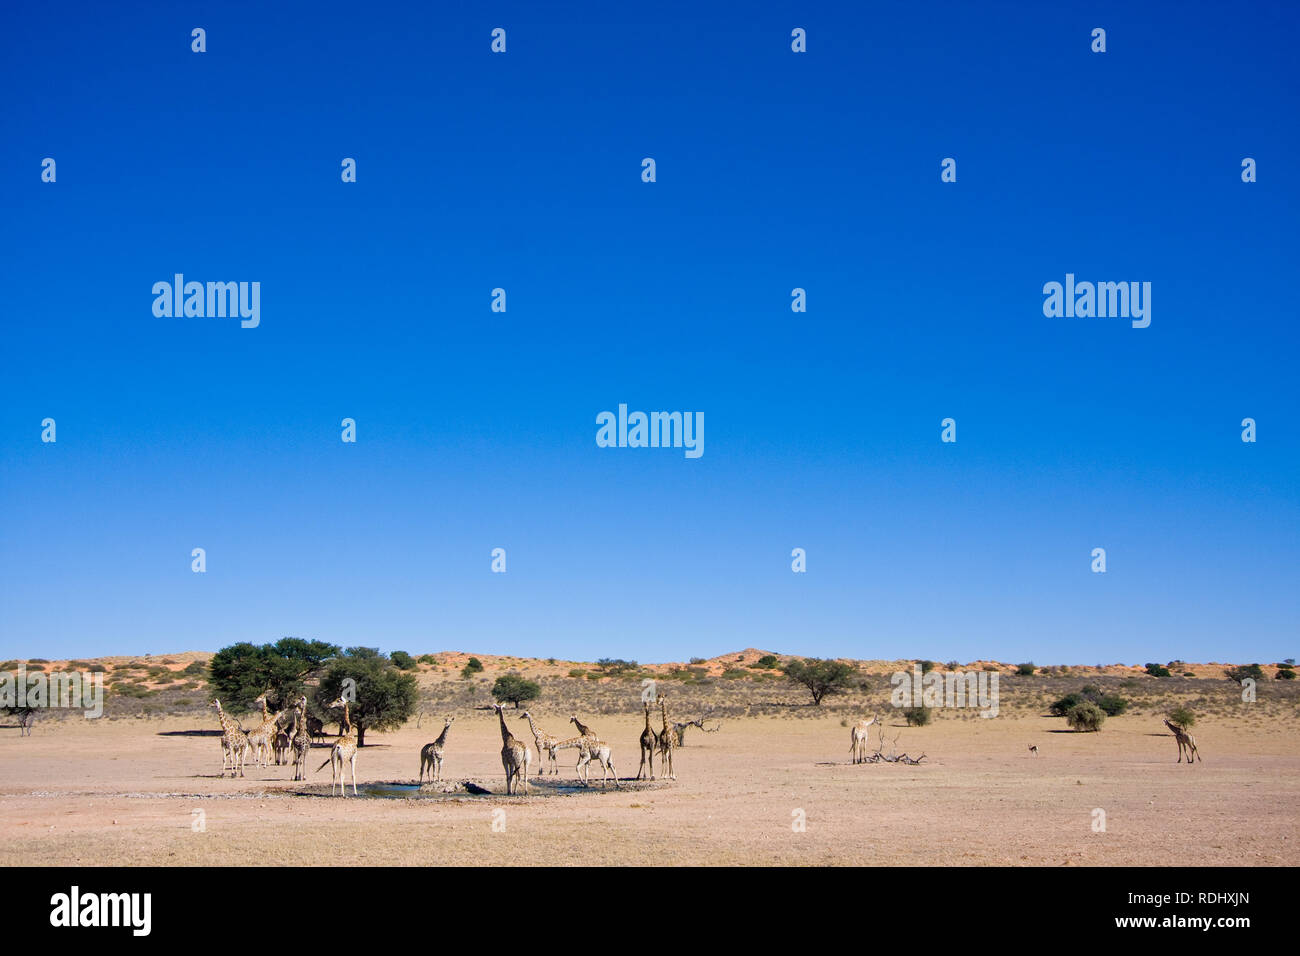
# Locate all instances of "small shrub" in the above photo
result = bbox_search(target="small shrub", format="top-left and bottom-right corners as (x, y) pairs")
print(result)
(720, 668), (748, 680)
(1066, 702), (1105, 732)
(945, 660), (960, 671)
(1096, 694), (1128, 716)
(688, 657), (706, 666)
(1145, 663), (1171, 678)
(28, 658), (49, 664)
(1224, 663), (1264, 682)
(1015, 662), (1035, 676)
(1167, 706), (1196, 729)
(568, 669), (587, 678)
(751, 655), (779, 670)
(903, 706), (931, 726)
(1277, 668), (1297, 680)
(919, 660), (938, 675)
(390, 651), (416, 670)
(464, 658), (484, 673)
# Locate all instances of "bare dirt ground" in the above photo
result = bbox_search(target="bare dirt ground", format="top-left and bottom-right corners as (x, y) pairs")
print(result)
(2, 708), (1296, 866)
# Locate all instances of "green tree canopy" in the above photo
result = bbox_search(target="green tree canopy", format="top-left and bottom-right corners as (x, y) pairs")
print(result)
(316, 647), (417, 746)
(208, 637), (339, 712)
(491, 673), (541, 708)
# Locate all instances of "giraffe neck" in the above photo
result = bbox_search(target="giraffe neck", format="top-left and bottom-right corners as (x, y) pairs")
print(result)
(497, 708), (513, 744)
(436, 721), (452, 746)
(340, 700), (352, 736)
(644, 706), (653, 733)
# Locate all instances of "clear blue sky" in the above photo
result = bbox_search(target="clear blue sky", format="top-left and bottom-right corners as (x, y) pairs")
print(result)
(1, 1), (1296, 666)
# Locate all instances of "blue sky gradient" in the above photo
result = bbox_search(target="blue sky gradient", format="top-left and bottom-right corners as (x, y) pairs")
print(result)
(2, 1), (1297, 664)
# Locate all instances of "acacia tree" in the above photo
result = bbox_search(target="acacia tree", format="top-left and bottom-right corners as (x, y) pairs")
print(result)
(491, 673), (541, 709)
(783, 658), (856, 706)
(316, 647), (417, 746)
(208, 637), (339, 712)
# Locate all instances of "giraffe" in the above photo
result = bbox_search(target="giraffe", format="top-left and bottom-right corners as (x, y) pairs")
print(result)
(494, 703), (530, 794)
(211, 698), (248, 778)
(306, 714), (325, 744)
(1163, 719), (1201, 765)
(315, 696), (358, 795)
(636, 700), (658, 780)
(569, 714), (596, 739)
(419, 717), (455, 784)
(657, 698), (677, 780)
(519, 711), (561, 775)
(290, 696), (311, 782)
(550, 732), (618, 787)
(849, 715), (878, 764)
(273, 709), (293, 765)
(246, 693), (285, 769)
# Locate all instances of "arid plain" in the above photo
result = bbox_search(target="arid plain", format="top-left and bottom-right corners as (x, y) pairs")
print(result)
(1, 650), (1296, 866)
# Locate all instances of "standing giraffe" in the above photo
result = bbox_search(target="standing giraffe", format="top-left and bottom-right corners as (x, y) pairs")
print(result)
(519, 712), (561, 775)
(849, 715), (878, 764)
(1163, 719), (1201, 765)
(290, 696), (311, 782)
(419, 717), (455, 783)
(494, 704), (530, 794)
(569, 714), (596, 739)
(211, 699), (249, 778)
(553, 732), (619, 788)
(657, 698), (677, 780)
(315, 696), (358, 795)
(246, 693), (284, 769)
(636, 700), (658, 780)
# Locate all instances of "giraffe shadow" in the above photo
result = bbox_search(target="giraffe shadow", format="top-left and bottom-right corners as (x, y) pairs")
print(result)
(156, 729), (224, 737)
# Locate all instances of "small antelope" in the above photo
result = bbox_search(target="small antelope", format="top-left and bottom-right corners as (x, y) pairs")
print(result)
(1028, 745), (1039, 757)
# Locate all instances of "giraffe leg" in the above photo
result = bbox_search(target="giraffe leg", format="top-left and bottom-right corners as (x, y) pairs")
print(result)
(350, 754), (357, 796)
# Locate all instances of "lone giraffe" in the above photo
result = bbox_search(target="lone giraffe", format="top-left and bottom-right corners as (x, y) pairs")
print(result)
(849, 715), (878, 764)
(519, 711), (561, 775)
(636, 700), (658, 780)
(315, 696), (358, 795)
(1163, 719), (1201, 765)
(211, 698), (249, 777)
(290, 696), (311, 782)
(569, 714), (596, 739)
(494, 703), (530, 794)
(419, 717), (455, 783)
(657, 698), (677, 780)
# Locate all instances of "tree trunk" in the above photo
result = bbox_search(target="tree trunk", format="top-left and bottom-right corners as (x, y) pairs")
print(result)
(356, 725), (367, 747)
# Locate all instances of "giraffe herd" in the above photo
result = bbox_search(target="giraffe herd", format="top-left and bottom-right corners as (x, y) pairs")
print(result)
(209, 689), (1205, 796)
(208, 692), (689, 795)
